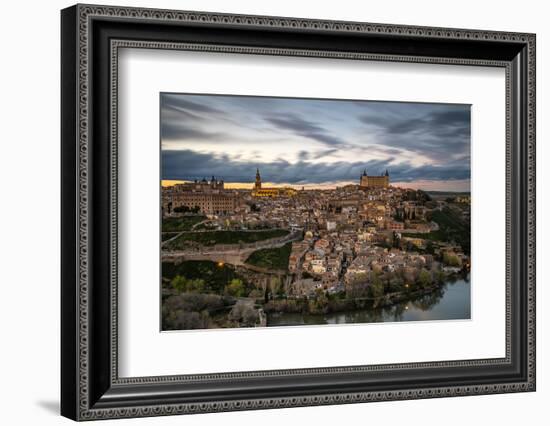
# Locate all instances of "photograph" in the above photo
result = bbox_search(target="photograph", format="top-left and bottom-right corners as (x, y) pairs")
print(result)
(160, 93), (472, 331)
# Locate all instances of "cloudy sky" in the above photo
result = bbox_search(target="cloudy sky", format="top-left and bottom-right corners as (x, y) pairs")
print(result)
(161, 93), (471, 191)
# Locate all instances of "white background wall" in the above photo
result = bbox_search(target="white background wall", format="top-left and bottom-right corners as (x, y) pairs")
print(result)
(0, 0), (547, 424)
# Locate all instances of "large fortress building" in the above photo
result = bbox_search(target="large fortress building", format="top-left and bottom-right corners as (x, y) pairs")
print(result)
(162, 177), (240, 215)
(359, 169), (390, 189)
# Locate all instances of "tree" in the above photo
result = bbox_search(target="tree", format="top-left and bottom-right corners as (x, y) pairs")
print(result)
(346, 272), (369, 298)
(171, 275), (187, 293)
(247, 289), (264, 299)
(426, 241), (435, 255)
(270, 276), (285, 298)
(368, 272), (384, 299)
(418, 268), (433, 289)
(389, 274), (405, 292)
(186, 278), (206, 293)
(161, 293), (224, 330)
(434, 269), (446, 284)
(443, 252), (461, 267)
(173, 205), (191, 213)
(309, 288), (329, 314)
(225, 278), (245, 297)
(171, 275), (206, 293)
(229, 301), (258, 326)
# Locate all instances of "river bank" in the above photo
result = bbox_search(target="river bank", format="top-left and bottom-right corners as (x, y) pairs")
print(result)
(266, 274), (471, 326)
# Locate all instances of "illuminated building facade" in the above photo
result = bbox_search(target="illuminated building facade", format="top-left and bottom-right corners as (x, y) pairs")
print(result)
(162, 177), (240, 215)
(251, 168), (297, 198)
(359, 169), (390, 189)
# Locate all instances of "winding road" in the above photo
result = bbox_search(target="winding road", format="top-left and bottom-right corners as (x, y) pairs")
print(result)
(162, 229), (303, 268)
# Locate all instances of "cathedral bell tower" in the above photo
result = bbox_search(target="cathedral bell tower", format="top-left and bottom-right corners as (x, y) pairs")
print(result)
(255, 168), (262, 190)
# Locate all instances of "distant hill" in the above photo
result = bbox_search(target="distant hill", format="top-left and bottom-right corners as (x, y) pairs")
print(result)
(426, 191), (471, 200)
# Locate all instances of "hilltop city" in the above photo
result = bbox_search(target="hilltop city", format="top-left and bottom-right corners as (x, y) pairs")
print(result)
(161, 168), (471, 330)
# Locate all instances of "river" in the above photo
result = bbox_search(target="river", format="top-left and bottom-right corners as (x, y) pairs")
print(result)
(267, 275), (471, 326)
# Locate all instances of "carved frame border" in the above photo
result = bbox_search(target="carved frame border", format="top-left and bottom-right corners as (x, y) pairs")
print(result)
(62, 3), (535, 421)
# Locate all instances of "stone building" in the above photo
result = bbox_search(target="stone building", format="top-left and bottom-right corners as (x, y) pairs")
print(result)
(162, 177), (240, 215)
(359, 169), (390, 189)
(251, 168), (297, 198)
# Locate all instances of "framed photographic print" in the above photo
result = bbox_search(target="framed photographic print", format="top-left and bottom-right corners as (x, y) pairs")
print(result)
(159, 93), (473, 330)
(61, 4), (536, 421)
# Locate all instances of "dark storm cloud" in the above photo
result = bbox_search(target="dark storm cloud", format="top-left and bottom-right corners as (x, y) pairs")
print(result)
(313, 149), (339, 159)
(160, 94), (229, 142)
(160, 94), (471, 188)
(162, 150), (469, 184)
(380, 148), (405, 156)
(265, 114), (346, 147)
(359, 104), (471, 161)
(161, 123), (224, 142)
(431, 109), (471, 126)
(298, 151), (310, 161)
(161, 94), (222, 115)
(385, 109), (470, 138)
(266, 115), (324, 133)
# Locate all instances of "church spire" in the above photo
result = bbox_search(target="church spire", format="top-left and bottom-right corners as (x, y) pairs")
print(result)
(385, 169), (389, 176)
(255, 168), (262, 190)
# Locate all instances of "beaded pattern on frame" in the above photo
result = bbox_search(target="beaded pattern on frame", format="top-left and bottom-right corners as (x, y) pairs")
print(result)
(75, 4), (535, 420)
(109, 39), (511, 383)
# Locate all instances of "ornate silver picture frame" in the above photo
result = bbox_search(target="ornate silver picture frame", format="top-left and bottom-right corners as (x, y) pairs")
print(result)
(61, 4), (535, 421)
